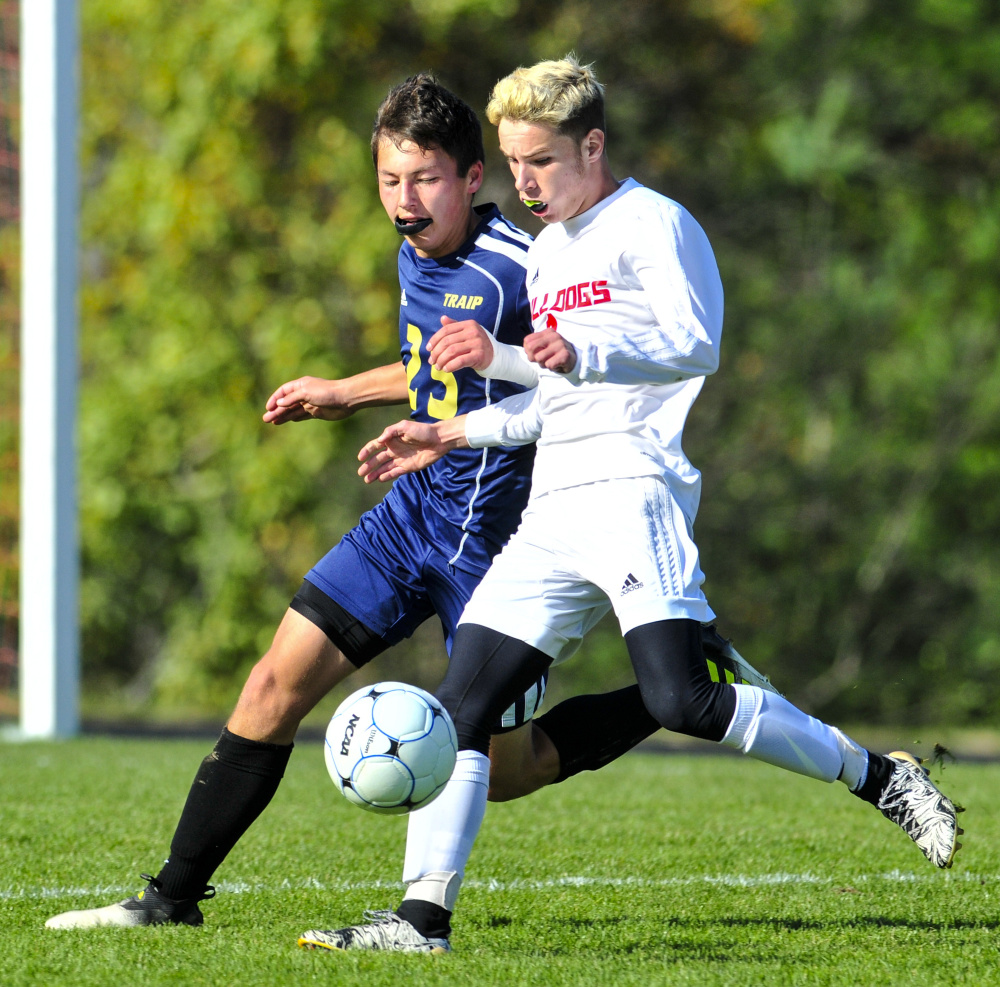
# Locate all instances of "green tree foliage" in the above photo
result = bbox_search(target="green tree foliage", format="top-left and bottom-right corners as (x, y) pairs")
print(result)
(686, 0), (1000, 723)
(77, 0), (1000, 723)
(80, 0), (408, 707)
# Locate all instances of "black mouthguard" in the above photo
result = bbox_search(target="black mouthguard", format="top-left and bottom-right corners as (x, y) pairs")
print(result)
(394, 217), (433, 235)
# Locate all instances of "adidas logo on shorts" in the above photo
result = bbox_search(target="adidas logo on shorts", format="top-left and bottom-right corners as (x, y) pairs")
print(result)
(620, 572), (644, 596)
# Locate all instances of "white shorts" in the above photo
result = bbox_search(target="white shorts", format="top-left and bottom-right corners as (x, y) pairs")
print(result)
(459, 475), (714, 663)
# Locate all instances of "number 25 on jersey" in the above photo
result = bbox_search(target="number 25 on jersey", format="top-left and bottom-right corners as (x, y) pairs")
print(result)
(405, 323), (457, 420)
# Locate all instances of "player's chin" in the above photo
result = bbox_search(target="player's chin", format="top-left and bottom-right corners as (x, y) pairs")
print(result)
(535, 205), (562, 224)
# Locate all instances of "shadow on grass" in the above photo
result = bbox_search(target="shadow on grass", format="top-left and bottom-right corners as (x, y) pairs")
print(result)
(476, 911), (1000, 957)
(664, 914), (1000, 932)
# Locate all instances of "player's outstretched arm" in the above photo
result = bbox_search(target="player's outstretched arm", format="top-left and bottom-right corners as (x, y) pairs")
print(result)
(357, 416), (470, 483)
(263, 364), (408, 425)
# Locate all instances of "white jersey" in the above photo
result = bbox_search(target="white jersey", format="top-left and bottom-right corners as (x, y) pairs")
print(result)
(465, 177), (724, 527)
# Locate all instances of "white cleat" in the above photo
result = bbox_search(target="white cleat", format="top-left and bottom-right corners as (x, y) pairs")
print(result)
(298, 909), (451, 954)
(878, 752), (963, 868)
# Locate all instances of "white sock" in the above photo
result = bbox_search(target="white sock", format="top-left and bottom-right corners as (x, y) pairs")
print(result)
(836, 729), (869, 791)
(721, 684), (867, 786)
(401, 750), (489, 911)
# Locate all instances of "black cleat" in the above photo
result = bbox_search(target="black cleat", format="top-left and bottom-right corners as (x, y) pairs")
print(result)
(45, 874), (215, 929)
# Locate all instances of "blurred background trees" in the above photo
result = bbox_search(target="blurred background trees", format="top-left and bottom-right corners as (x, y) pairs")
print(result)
(25, 0), (999, 724)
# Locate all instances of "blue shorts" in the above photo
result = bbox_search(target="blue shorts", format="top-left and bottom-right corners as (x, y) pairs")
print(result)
(306, 498), (481, 657)
(301, 499), (545, 731)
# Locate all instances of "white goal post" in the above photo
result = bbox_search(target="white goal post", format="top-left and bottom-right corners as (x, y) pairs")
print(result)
(18, 0), (79, 738)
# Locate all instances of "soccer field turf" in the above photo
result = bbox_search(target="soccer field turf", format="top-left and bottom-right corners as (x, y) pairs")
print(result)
(2, 737), (997, 986)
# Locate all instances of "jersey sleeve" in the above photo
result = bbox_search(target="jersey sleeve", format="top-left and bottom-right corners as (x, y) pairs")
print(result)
(464, 387), (542, 448)
(563, 205), (723, 386)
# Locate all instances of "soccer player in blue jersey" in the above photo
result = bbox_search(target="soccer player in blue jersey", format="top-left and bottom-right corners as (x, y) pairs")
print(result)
(46, 73), (770, 933)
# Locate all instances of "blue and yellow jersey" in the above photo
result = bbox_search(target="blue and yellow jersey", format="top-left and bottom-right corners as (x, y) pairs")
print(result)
(384, 203), (535, 575)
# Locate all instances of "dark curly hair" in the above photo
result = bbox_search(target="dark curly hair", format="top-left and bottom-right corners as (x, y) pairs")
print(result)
(371, 74), (485, 178)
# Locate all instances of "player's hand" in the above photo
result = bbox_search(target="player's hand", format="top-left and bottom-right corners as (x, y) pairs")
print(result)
(428, 316), (494, 373)
(357, 421), (448, 483)
(523, 329), (577, 373)
(263, 377), (354, 424)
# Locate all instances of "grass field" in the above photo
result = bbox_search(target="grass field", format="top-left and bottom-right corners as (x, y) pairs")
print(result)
(2, 737), (997, 987)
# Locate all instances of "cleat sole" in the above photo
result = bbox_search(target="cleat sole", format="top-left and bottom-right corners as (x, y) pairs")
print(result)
(298, 936), (344, 952)
(297, 935), (448, 955)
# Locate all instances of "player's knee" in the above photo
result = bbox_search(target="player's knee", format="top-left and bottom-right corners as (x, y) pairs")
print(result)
(436, 688), (492, 758)
(230, 656), (303, 740)
(640, 688), (689, 734)
(239, 658), (287, 708)
(641, 681), (733, 741)
(626, 620), (737, 742)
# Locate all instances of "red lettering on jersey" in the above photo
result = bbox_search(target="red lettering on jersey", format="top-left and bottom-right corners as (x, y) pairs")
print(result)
(546, 313), (558, 330)
(531, 279), (611, 320)
(590, 280), (611, 304)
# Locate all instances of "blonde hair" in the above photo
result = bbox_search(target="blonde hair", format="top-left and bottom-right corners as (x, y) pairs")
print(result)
(486, 54), (606, 142)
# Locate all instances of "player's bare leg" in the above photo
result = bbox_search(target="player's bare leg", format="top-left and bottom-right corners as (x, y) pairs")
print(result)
(229, 609), (359, 744)
(486, 722), (560, 801)
(46, 610), (357, 930)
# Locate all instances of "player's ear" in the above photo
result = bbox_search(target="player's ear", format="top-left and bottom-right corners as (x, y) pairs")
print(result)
(582, 129), (605, 165)
(465, 160), (484, 195)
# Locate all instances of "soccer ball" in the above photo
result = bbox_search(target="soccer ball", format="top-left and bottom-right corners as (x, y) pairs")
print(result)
(324, 681), (458, 815)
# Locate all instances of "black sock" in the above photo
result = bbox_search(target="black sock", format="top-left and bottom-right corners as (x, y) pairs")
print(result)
(535, 684), (659, 784)
(156, 728), (293, 900)
(852, 750), (894, 806)
(396, 899), (452, 939)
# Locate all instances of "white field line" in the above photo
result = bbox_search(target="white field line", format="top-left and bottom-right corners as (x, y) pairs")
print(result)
(3, 870), (995, 903)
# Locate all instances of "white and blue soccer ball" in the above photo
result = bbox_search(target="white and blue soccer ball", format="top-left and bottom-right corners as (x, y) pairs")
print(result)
(324, 681), (458, 815)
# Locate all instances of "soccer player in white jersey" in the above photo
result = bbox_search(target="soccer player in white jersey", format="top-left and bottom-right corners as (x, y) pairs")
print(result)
(300, 56), (962, 955)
